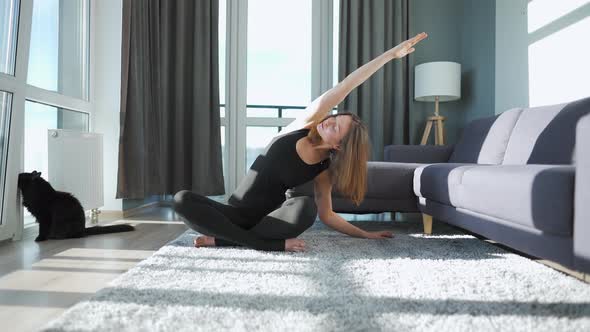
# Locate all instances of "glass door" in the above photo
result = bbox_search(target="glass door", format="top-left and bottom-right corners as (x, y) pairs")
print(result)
(244, 0), (313, 173)
(0, 0), (20, 241)
(214, 0), (338, 198)
(1, 0), (91, 241)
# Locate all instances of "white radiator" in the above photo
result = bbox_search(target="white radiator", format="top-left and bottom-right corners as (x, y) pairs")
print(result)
(47, 129), (104, 211)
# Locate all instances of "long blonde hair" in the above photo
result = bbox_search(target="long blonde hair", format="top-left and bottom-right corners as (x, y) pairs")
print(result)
(306, 112), (371, 206)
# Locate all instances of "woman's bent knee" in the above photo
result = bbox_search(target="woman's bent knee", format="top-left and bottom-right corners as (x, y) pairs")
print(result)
(287, 196), (317, 229)
(173, 190), (191, 214)
(172, 190), (213, 235)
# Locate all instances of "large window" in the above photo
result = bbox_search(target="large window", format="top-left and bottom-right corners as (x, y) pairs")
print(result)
(22, 0), (91, 225)
(246, 0), (312, 107)
(220, 0), (338, 194)
(0, 0), (19, 75)
(246, 126), (279, 170)
(527, 0), (590, 106)
(27, 0), (90, 100)
(528, 0), (588, 33)
(245, 0), (312, 172)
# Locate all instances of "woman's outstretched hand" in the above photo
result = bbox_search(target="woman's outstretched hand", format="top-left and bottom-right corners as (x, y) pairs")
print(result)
(386, 32), (428, 59)
(364, 230), (394, 239)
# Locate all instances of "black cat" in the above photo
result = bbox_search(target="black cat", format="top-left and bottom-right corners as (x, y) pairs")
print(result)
(18, 171), (135, 242)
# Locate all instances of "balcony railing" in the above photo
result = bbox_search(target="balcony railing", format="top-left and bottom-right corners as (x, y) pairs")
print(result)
(220, 103), (306, 118)
(219, 103), (336, 126)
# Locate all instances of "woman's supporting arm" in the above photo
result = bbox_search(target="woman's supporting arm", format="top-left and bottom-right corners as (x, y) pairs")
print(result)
(314, 170), (366, 237)
(320, 211), (369, 238)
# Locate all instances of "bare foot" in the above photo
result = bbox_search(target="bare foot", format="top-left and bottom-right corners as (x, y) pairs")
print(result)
(285, 238), (305, 252)
(194, 236), (215, 247)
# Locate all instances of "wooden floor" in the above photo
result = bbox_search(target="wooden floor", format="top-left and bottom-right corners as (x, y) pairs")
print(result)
(0, 206), (188, 332)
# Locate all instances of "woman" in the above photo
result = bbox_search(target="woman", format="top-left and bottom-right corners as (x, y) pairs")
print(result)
(174, 32), (428, 252)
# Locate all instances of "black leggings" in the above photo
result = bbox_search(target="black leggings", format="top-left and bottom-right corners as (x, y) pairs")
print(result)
(173, 190), (318, 251)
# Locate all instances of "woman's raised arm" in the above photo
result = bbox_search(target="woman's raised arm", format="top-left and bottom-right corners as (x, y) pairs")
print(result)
(281, 32), (428, 133)
(317, 32), (428, 112)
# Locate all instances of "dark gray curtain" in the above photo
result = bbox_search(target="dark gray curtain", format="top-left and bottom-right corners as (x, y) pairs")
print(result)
(339, 0), (409, 161)
(117, 0), (224, 199)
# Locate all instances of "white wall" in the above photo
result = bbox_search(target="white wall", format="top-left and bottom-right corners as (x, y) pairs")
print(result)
(495, 0), (529, 115)
(92, 0), (123, 211)
(409, 0), (463, 144)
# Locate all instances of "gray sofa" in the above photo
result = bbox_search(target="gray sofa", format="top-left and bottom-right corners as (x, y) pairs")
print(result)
(287, 96), (590, 274)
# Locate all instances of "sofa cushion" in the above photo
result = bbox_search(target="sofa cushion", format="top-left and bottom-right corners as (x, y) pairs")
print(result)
(502, 103), (567, 164)
(526, 96), (590, 164)
(449, 108), (523, 164)
(413, 163), (481, 206)
(455, 165), (574, 236)
(448, 117), (496, 164)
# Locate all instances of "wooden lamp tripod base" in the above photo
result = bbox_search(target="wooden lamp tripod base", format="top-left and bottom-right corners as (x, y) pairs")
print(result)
(420, 96), (446, 145)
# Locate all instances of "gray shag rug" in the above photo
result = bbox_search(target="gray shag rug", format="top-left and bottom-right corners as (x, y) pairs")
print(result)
(42, 220), (590, 331)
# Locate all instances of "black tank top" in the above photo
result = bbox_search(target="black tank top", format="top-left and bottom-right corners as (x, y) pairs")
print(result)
(228, 128), (331, 219)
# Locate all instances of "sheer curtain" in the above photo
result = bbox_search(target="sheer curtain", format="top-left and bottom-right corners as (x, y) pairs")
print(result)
(117, 0), (224, 199)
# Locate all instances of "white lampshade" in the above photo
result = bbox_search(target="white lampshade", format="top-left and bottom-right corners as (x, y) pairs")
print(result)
(414, 61), (461, 102)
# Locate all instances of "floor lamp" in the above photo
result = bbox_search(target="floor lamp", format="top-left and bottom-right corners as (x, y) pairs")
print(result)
(414, 61), (461, 145)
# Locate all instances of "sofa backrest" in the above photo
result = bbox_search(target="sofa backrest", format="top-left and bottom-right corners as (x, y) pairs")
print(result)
(449, 107), (523, 164)
(449, 96), (590, 166)
(503, 96), (590, 165)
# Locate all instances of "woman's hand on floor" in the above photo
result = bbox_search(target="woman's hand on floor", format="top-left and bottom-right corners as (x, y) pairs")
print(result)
(364, 231), (394, 239)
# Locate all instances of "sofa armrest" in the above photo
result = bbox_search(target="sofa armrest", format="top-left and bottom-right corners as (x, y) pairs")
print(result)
(574, 113), (590, 271)
(384, 144), (455, 163)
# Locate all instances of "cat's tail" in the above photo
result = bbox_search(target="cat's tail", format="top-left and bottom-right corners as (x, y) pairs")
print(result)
(84, 224), (135, 236)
